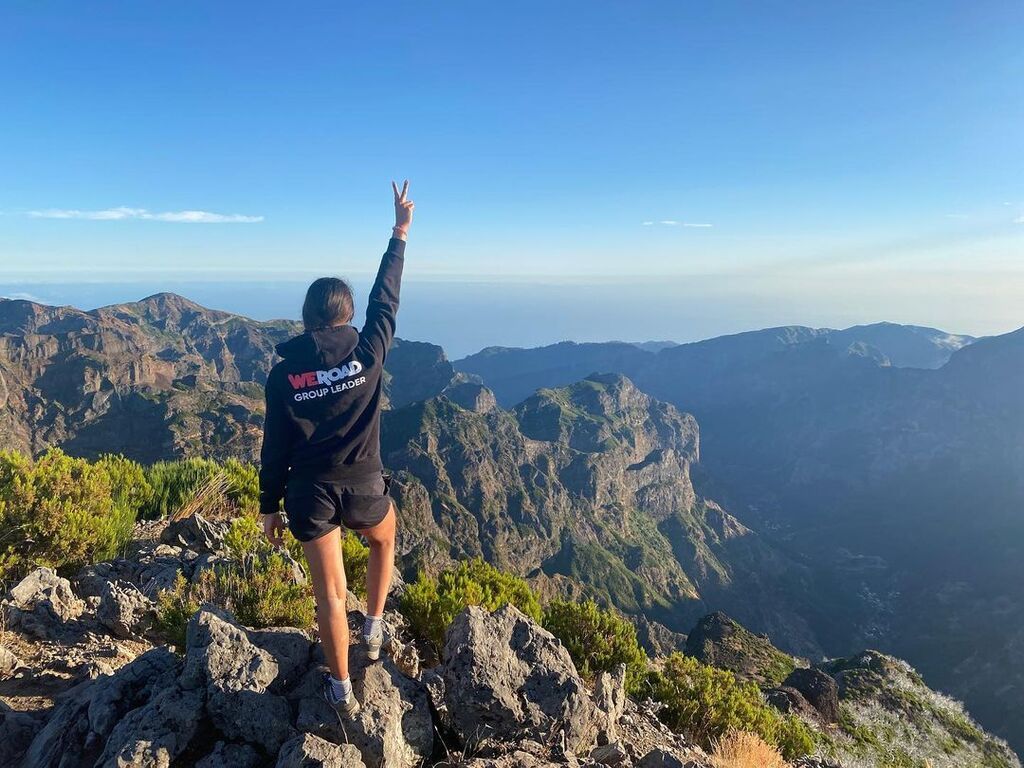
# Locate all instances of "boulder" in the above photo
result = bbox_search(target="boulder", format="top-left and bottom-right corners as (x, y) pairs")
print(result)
(635, 748), (697, 768)
(95, 684), (204, 767)
(0, 702), (41, 767)
(293, 656), (432, 768)
(0, 644), (21, 675)
(276, 733), (366, 767)
(5, 567), (85, 639)
(460, 752), (563, 768)
(161, 513), (228, 554)
(765, 685), (820, 721)
(182, 608), (297, 753)
(97, 580), (154, 638)
(21, 647), (180, 768)
(782, 667), (840, 723)
(591, 741), (630, 766)
(195, 741), (262, 768)
(442, 604), (598, 752)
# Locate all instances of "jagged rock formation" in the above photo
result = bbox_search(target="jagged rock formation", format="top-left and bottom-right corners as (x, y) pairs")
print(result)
(1, 538), (711, 768)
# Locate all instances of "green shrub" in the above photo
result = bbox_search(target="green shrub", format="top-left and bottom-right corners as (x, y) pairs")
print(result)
(401, 557), (542, 650)
(645, 653), (814, 760)
(154, 572), (204, 648)
(0, 449), (141, 581)
(142, 458), (259, 520)
(543, 599), (648, 693)
(342, 531), (370, 598)
(154, 551), (314, 645)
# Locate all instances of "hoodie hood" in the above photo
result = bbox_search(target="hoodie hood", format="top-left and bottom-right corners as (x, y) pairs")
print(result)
(275, 325), (360, 368)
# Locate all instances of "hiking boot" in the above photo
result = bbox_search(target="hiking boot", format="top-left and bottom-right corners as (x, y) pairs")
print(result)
(321, 673), (360, 721)
(364, 625), (384, 661)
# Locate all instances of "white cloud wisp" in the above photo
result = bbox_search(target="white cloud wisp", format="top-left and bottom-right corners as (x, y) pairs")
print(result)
(27, 207), (263, 223)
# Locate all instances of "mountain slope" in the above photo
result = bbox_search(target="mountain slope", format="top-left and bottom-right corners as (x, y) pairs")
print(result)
(0, 294), (456, 462)
(454, 323), (974, 408)
(382, 374), (824, 655)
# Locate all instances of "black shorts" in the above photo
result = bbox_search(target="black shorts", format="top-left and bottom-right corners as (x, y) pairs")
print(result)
(284, 474), (392, 542)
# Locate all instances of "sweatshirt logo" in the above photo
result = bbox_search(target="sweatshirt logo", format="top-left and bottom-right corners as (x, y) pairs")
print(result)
(288, 360), (364, 390)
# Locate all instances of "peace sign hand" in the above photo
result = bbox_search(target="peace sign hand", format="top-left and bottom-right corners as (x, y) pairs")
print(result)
(392, 179), (414, 237)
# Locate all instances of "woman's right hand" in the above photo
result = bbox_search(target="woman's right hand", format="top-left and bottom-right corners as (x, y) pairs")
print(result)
(392, 179), (414, 237)
(263, 512), (285, 547)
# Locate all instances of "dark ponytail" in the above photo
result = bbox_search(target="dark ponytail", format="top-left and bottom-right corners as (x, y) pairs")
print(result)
(302, 277), (354, 331)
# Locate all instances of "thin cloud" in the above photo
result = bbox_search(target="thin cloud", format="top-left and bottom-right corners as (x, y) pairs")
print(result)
(26, 206), (263, 223)
(1015, 215), (1024, 224)
(643, 220), (713, 228)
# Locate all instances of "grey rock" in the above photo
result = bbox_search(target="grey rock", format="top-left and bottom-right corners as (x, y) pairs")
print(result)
(276, 733), (366, 767)
(6, 567), (85, 639)
(0, 702), (41, 767)
(21, 647), (180, 768)
(293, 657), (432, 768)
(96, 684), (204, 767)
(183, 608), (295, 753)
(161, 513), (228, 554)
(594, 664), (628, 742)
(349, 658), (433, 768)
(195, 741), (261, 768)
(591, 741), (631, 766)
(97, 580), (154, 638)
(782, 667), (840, 724)
(1, 644), (21, 675)
(765, 685), (820, 721)
(635, 749), (691, 768)
(442, 604), (598, 752)
(460, 752), (563, 768)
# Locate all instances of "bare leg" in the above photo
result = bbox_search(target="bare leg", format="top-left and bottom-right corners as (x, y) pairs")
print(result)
(302, 527), (349, 681)
(361, 503), (397, 619)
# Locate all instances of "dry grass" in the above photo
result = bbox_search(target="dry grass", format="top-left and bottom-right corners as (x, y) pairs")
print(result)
(169, 473), (232, 521)
(710, 731), (787, 768)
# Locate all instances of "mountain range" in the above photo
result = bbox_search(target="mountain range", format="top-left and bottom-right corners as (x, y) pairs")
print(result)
(0, 292), (1020, 755)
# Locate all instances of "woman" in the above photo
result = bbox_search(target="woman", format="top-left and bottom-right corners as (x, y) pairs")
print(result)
(258, 181), (415, 720)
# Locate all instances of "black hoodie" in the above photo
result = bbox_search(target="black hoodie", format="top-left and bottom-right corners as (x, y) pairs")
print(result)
(258, 237), (405, 515)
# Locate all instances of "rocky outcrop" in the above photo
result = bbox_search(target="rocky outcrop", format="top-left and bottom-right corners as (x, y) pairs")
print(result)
(441, 604), (600, 751)
(4, 566), (85, 639)
(277, 734), (366, 767)
(683, 612), (796, 687)
(781, 668), (839, 724)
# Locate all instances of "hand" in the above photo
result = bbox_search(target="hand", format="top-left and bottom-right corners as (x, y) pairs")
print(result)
(263, 512), (285, 547)
(392, 179), (414, 237)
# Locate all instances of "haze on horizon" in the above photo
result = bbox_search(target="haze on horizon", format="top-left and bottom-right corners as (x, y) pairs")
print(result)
(1, 1), (1022, 341)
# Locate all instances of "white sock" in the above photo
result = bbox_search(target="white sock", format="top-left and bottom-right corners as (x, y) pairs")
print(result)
(363, 614), (383, 638)
(328, 674), (352, 703)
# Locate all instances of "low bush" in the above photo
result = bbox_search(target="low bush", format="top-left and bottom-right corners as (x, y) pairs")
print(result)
(154, 552), (314, 646)
(542, 598), (648, 693)
(645, 652), (814, 760)
(400, 557), (542, 650)
(0, 449), (145, 582)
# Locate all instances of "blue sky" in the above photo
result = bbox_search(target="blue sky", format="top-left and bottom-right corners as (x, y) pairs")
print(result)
(1, 2), (1022, 336)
